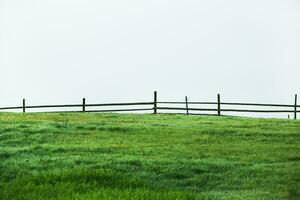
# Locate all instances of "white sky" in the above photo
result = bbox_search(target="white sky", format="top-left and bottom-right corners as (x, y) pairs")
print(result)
(0, 0), (299, 117)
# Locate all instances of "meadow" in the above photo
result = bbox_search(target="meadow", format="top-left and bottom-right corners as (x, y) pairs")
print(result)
(0, 112), (299, 199)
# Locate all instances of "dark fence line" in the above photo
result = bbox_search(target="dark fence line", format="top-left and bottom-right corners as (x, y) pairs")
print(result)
(157, 107), (294, 113)
(22, 108), (154, 114)
(0, 102), (153, 110)
(0, 91), (298, 119)
(158, 101), (299, 107)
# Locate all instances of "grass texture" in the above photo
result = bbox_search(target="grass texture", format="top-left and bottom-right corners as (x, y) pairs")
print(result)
(0, 113), (299, 199)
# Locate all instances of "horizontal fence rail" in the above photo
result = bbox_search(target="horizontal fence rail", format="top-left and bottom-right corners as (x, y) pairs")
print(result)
(0, 102), (153, 110)
(158, 102), (299, 107)
(157, 107), (295, 113)
(86, 102), (153, 107)
(0, 92), (298, 119)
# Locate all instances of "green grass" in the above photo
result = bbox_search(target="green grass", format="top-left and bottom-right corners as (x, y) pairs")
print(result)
(0, 112), (299, 200)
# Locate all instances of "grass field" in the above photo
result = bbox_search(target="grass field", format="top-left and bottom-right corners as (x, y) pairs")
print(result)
(0, 113), (299, 200)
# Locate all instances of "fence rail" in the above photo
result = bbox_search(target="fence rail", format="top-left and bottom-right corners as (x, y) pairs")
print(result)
(158, 101), (299, 107)
(156, 107), (295, 113)
(0, 92), (298, 119)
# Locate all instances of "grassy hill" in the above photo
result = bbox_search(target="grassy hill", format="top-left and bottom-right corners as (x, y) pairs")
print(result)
(0, 113), (299, 200)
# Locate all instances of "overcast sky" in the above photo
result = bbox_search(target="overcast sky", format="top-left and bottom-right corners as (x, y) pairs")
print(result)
(1, 0), (299, 117)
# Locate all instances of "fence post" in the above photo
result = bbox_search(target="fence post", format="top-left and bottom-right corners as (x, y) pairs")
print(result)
(294, 94), (297, 120)
(185, 96), (189, 115)
(217, 94), (221, 116)
(83, 98), (86, 112)
(154, 91), (157, 114)
(23, 98), (26, 113)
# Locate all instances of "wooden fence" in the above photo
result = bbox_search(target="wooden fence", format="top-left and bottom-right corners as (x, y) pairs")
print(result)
(0, 91), (298, 119)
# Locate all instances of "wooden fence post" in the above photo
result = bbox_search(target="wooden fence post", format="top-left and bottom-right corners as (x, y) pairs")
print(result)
(154, 91), (157, 114)
(185, 96), (189, 115)
(23, 99), (26, 113)
(294, 94), (297, 120)
(217, 94), (221, 116)
(83, 98), (86, 112)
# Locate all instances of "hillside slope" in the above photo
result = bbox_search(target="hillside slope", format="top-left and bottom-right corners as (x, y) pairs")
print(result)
(0, 113), (299, 200)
